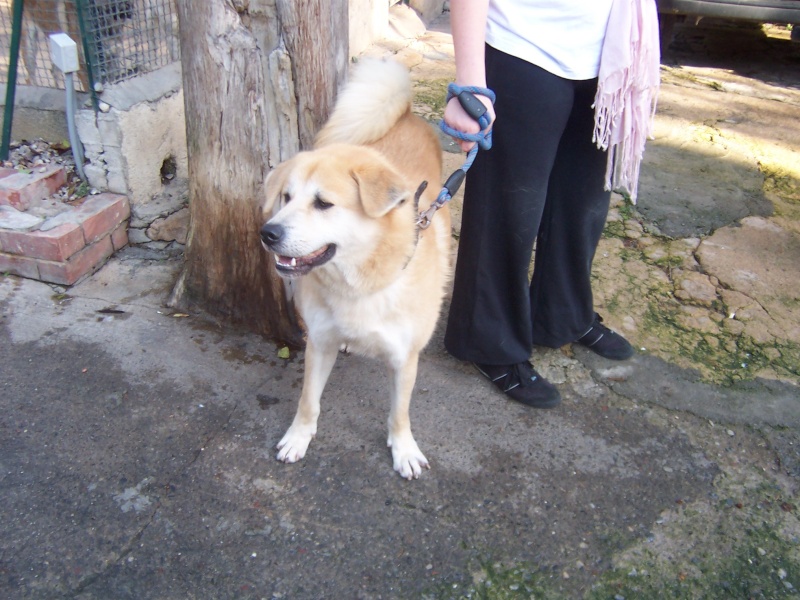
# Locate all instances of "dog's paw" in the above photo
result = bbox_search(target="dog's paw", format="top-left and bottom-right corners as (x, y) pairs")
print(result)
(276, 426), (315, 463)
(388, 434), (429, 480)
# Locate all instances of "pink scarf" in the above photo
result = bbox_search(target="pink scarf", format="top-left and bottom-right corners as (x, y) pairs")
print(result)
(593, 0), (661, 203)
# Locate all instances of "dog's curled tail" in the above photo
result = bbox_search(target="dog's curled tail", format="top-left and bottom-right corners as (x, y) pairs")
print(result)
(315, 58), (413, 148)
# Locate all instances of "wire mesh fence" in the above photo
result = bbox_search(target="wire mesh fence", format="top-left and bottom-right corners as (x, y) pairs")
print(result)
(0, 0), (179, 93)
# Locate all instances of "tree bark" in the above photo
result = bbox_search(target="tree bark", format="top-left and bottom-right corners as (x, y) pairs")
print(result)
(169, 0), (348, 345)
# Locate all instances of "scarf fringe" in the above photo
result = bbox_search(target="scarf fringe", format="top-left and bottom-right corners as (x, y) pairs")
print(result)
(592, 0), (661, 204)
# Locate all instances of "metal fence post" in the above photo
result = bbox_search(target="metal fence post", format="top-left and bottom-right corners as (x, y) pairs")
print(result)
(74, 0), (100, 111)
(1, 0), (25, 161)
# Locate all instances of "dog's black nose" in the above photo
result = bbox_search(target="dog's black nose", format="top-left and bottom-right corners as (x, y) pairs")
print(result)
(260, 223), (284, 246)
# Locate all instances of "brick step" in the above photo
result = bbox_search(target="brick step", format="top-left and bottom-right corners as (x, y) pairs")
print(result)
(0, 191), (130, 286)
(0, 164), (68, 210)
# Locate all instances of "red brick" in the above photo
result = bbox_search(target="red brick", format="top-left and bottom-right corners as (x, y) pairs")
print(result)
(0, 189), (22, 209)
(37, 235), (114, 286)
(0, 222), (85, 261)
(110, 223), (128, 251)
(0, 251), (40, 279)
(78, 194), (131, 244)
(0, 166), (67, 210)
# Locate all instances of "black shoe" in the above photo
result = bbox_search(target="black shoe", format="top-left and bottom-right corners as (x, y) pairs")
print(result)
(576, 313), (634, 360)
(474, 361), (561, 409)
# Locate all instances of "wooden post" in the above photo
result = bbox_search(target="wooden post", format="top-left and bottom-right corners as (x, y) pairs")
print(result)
(169, 0), (348, 345)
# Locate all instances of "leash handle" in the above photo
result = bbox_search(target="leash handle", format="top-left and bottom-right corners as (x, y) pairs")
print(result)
(456, 89), (488, 122)
(440, 84), (496, 151)
(418, 85), (496, 230)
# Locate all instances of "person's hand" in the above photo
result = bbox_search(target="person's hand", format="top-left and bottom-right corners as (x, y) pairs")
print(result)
(443, 93), (496, 152)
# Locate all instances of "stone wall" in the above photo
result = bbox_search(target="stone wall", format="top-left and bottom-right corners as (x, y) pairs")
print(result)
(350, 0), (445, 57)
(73, 62), (188, 252)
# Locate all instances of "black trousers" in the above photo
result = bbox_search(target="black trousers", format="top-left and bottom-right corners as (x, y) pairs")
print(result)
(444, 45), (611, 365)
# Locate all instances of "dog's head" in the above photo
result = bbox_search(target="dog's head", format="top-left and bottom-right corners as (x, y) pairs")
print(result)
(259, 144), (420, 287)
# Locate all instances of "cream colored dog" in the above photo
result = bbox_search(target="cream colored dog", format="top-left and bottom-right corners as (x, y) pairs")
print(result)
(259, 59), (450, 479)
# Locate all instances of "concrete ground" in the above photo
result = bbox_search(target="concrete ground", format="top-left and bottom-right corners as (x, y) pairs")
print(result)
(2, 13), (799, 600)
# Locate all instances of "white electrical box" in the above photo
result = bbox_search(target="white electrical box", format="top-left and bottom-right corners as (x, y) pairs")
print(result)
(49, 33), (80, 73)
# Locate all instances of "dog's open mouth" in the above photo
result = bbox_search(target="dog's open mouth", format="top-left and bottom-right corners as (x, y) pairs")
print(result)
(273, 244), (336, 276)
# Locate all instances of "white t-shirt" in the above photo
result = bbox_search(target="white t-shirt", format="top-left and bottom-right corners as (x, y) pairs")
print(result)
(486, 0), (614, 80)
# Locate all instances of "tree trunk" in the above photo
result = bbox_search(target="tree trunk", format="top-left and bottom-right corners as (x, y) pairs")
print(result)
(169, 0), (348, 345)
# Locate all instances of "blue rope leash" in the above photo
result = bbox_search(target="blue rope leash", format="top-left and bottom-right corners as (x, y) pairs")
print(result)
(417, 84), (496, 229)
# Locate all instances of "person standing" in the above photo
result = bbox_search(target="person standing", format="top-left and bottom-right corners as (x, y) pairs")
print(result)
(443, 0), (660, 408)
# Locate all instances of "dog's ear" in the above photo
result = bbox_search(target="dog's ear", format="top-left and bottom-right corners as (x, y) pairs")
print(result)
(351, 162), (411, 218)
(261, 161), (292, 218)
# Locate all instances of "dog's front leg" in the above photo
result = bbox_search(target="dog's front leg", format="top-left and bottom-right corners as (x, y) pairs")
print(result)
(276, 338), (337, 464)
(387, 351), (429, 480)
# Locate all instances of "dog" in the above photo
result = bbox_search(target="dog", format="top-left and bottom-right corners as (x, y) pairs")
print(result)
(259, 58), (450, 480)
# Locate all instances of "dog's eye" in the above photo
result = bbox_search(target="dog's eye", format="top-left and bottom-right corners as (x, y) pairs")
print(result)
(283, 192), (291, 205)
(314, 195), (333, 210)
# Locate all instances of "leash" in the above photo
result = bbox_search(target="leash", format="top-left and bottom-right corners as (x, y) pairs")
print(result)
(417, 84), (496, 229)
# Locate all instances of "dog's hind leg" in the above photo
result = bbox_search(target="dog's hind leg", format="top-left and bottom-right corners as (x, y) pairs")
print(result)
(387, 351), (429, 480)
(276, 338), (337, 464)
